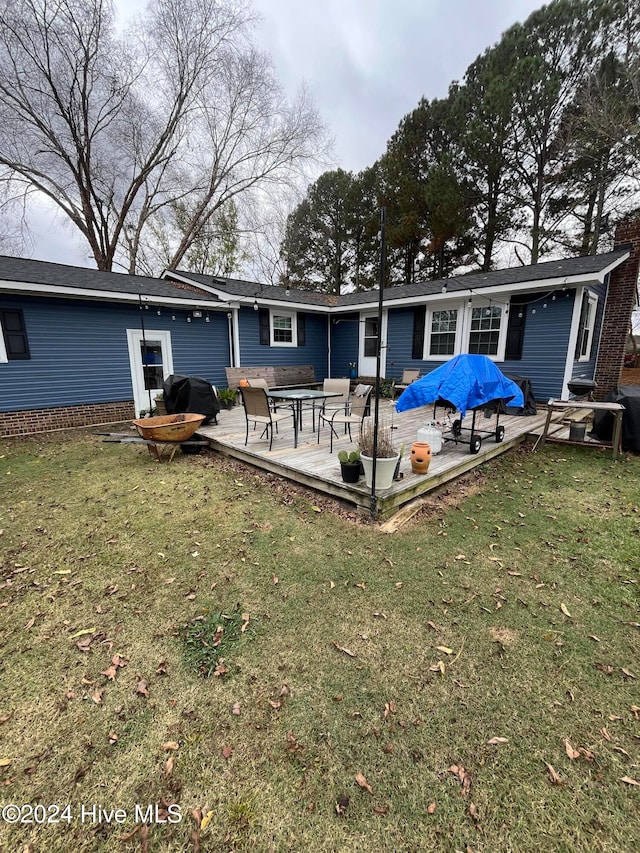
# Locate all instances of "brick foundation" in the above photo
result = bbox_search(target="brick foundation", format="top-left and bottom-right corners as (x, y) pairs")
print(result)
(0, 401), (135, 438)
(594, 220), (640, 399)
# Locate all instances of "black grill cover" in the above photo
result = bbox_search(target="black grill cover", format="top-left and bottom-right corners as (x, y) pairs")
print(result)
(162, 374), (220, 425)
(502, 373), (537, 415)
(591, 385), (640, 451)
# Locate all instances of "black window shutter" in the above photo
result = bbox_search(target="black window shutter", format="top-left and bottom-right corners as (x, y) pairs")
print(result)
(258, 308), (270, 345)
(411, 306), (426, 360)
(1, 309), (30, 359)
(505, 300), (526, 360)
(296, 313), (305, 346)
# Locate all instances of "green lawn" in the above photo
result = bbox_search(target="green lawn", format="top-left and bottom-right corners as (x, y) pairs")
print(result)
(0, 432), (638, 852)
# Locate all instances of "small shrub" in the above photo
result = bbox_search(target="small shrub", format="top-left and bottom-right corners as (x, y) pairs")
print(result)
(358, 417), (396, 458)
(338, 449), (360, 464)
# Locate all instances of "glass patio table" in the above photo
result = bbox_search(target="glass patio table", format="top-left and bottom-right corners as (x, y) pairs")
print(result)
(266, 388), (342, 448)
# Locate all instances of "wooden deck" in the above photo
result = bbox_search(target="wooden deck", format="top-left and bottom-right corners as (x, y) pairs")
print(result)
(197, 401), (554, 518)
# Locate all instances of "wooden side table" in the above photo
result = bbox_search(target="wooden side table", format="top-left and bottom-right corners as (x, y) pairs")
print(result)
(536, 400), (625, 460)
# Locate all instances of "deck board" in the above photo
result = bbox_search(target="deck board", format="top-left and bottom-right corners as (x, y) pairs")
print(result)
(197, 402), (557, 517)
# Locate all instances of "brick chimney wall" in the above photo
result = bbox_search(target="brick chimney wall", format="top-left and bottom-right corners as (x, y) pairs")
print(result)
(594, 220), (640, 399)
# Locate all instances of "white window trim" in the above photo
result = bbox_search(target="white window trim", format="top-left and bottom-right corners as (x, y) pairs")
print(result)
(422, 300), (508, 361)
(270, 309), (297, 347)
(577, 292), (598, 362)
(424, 303), (463, 361)
(0, 332), (7, 363)
(466, 303), (508, 361)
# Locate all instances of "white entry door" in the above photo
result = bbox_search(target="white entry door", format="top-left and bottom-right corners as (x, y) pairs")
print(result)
(359, 311), (387, 377)
(126, 329), (174, 416)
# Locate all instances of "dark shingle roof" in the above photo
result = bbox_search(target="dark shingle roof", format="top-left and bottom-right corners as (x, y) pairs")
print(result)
(169, 247), (630, 308)
(336, 248), (631, 306)
(167, 270), (337, 307)
(0, 255), (223, 304)
(0, 245), (631, 311)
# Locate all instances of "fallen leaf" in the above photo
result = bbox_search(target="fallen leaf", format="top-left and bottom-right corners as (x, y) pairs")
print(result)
(373, 611), (387, 619)
(135, 678), (149, 698)
(613, 747), (630, 757)
(91, 688), (104, 705)
(69, 627), (95, 639)
(222, 745), (233, 760)
(165, 755), (175, 776)
(0, 758), (12, 767)
(600, 727), (611, 742)
(333, 642), (356, 658)
(272, 575), (279, 585)
(200, 809), (215, 831)
(620, 776), (639, 786)
(621, 668), (636, 679)
(231, 702), (241, 716)
(560, 603), (572, 618)
(546, 763), (562, 785)
(163, 741), (179, 751)
(101, 665), (118, 681)
(329, 580), (335, 589)
(108, 730), (118, 744)
(373, 805), (388, 815)
(311, 505), (322, 513)
(335, 795), (349, 815)
(564, 738), (580, 760)
(436, 646), (454, 655)
(427, 802), (437, 814)
(268, 699), (282, 710)
(487, 737), (508, 746)
(469, 802), (480, 823)
(355, 771), (373, 795)
(383, 700), (397, 719)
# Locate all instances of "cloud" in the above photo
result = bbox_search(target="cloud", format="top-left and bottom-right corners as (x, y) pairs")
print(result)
(251, 0), (544, 172)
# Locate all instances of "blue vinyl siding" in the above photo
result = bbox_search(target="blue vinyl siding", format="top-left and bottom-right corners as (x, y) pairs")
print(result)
(330, 313), (359, 377)
(237, 307), (329, 379)
(386, 308), (424, 380)
(506, 290), (576, 400)
(0, 295), (229, 413)
(385, 295), (577, 401)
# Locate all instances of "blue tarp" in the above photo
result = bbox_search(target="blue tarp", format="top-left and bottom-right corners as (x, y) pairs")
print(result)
(395, 354), (525, 418)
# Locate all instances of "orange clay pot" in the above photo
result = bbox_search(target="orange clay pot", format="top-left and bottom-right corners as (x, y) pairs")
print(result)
(410, 441), (432, 474)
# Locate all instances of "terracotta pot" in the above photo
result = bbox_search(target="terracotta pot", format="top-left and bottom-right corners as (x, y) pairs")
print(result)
(410, 441), (432, 474)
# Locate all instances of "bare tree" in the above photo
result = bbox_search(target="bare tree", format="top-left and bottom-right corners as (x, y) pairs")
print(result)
(0, 0), (329, 272)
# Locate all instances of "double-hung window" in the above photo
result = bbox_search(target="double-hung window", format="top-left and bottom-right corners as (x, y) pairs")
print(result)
(576, 292), (598, 361)
(271, 311), (297, 347)
(468, 306), (502, 356)
(428, 308), (458, 358)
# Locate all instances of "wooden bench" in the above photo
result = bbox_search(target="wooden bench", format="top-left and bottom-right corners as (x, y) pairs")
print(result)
(225, 365), (321, 391)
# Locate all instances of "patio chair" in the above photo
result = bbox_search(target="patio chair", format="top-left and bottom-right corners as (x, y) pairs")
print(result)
(396, 369), (420, 394)
(240, 386), (293, 451)
(317, 384), (373, 453)
(247, 376), (279, 412)
(322, 378), (351, 411)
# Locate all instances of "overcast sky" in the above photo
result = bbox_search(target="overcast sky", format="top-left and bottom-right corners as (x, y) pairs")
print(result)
(24, 0), (545, 268)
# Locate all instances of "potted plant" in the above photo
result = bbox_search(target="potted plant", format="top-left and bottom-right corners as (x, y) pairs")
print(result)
(358, 418), (399, 490)
(337, 449), (361, 483)
(348, 361), (357, 380)
(217, 387), (238, 410)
